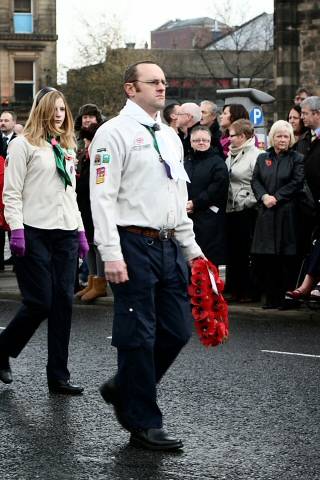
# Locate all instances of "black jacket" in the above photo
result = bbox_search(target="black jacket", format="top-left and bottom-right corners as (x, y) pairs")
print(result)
(1, 132), (17, 158)
(251, 148), (304, 255)
(76, 148), (94, 243)
(304, 138), (320, 208)
(294, 129), (312, 158)
(184, 147), (229, 264)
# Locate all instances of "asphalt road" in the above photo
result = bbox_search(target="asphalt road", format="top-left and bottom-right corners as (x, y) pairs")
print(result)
(0, 300), (320, 480)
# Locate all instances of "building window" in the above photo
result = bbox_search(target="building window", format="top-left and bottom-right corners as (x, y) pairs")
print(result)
(14, 61), (34, 102)
(14, 0), (33, 34)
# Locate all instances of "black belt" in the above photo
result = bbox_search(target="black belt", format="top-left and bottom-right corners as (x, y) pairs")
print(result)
(122, 226), (175, 241)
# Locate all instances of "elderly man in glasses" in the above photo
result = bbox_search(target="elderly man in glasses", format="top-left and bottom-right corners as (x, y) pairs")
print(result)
(90, 61), (203, 452)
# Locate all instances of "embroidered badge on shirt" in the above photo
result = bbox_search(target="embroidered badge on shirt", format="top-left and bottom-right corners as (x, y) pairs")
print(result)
(102, 153), (112, 164)
(95, 154), (102, 165)
(265, 159), (272, 167)
(96, 166), (105, 184)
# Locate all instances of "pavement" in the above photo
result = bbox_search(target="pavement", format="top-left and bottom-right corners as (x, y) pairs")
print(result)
(1, 266), (320, 320)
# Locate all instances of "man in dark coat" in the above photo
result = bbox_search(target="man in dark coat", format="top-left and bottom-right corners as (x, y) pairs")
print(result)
(176, 103), (202, 156)
(0, 110), (17, 270)
(301, 96), (320, 213)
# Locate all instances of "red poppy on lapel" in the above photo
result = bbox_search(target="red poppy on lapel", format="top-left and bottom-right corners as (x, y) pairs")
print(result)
(265, 159), (272, 167)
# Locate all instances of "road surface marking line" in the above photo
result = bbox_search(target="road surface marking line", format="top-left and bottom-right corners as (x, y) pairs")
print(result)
(261, 349), (320, 358)
(0, 327), (5, 330)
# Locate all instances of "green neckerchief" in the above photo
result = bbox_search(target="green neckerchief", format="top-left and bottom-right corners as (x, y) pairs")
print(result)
(142, 125), (173, 179)
(47, 135), (72, 190)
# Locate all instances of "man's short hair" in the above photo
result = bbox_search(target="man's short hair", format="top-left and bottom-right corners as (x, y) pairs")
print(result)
(295, 86), (312, 97)
(200, 100), (218, 114)
(0, 110), (17, 122)
(301, 96), (320, 112)
(124, 60), (160, 83)
(163, 102), (180, 125)
(180, 103), (202, 123)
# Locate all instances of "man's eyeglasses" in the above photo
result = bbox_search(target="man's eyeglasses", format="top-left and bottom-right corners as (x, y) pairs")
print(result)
(191, 138), (210, 143)
(229, 134), (239, 138)
(134, 79), (169, 87)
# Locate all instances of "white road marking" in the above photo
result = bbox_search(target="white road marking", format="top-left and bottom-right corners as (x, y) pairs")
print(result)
(261, 349), (320, 358)
(107, 336), (112, 339)
(0, 327), (5, 330)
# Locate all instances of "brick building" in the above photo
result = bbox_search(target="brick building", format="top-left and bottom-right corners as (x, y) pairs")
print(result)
(0, 0), (57, 119)
(64, 47), (273, 119)
(151, 17), (229, 49)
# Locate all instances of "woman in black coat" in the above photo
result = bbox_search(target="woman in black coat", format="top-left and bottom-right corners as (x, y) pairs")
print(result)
(251, 120), (304, 309)
(184, 125), (229, 266)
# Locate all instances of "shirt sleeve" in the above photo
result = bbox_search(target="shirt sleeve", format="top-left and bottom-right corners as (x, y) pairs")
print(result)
(3, 137), (28, 230)
(89, 125), (124, 261)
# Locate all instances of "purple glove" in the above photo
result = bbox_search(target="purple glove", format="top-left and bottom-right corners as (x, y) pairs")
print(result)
(10, 229), (26, 256)
(78, 231), (89, 259)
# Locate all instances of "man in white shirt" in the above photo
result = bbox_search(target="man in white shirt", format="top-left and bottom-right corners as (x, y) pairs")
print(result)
(90, 61), (203, 451)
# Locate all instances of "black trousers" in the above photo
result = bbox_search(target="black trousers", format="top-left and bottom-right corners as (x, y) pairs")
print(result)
(226, 209), (257, 299)
(0, 228), (5, 268)
(110, 229), (192, 430)
(255, 254), (297, 305)
(0, 226), (78, 381)
(306, 238), (320, 278)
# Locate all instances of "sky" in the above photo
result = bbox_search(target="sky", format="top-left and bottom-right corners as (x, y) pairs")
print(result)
(56, 0), (274, 82)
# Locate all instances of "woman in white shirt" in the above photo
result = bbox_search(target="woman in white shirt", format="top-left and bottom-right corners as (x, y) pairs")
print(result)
(0, 87), (88, 394)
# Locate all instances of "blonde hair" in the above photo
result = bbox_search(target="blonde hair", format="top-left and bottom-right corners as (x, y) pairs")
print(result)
(23, 89), (76, 149)
(268, 120), (295, 148)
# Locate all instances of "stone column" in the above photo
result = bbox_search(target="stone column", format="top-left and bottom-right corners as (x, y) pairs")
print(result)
(298, 2), (320, 95)
(274, 0), (299, 119)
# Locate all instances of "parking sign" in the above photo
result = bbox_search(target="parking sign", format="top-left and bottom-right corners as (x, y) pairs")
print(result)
(250, 106), (264, 126)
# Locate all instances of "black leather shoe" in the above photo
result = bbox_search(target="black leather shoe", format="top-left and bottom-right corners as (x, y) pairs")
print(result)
(4, 257), (13, 266)
(130, 428), (183, 451)
(99, 377), (130, 431)
(0, 356), (12, 384)
(48, 380), (84, 395)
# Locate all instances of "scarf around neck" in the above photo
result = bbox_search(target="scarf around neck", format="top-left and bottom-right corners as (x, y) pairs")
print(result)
(119, 100), (190, 182)
(47, 135), (72, 189)
(229, 136), (255, 158)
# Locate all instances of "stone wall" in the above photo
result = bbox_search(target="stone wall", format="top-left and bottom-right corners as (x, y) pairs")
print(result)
(274, 0), (320, 119)
(298, 1), (320, 92)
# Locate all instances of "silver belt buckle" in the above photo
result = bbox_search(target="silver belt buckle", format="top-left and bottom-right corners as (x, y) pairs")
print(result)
(159, 228), (170, 241)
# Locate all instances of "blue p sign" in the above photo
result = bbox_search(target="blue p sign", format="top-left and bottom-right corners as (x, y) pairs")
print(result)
(250, 107), (264, 126)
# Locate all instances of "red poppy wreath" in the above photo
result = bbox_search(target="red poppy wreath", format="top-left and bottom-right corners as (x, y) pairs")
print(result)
(188, 258), (229, 347)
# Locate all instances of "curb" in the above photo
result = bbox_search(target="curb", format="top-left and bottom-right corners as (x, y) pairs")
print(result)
(0, 290), (318, 318)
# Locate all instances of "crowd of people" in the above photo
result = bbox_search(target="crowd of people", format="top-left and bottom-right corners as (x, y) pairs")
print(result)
(0, 66), (319, 451)
(164, 87), (319, 310)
